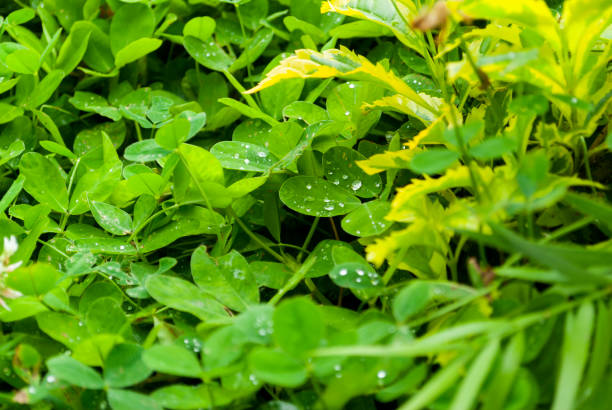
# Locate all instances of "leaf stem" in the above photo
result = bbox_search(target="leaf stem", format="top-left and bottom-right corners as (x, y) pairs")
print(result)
(222, 69), (260, 111)
(297, 216), (319, 263)
(227, 207), (285, 263)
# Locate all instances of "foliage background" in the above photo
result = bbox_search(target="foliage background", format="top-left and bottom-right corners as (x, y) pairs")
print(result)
(0, 0), (611, 409)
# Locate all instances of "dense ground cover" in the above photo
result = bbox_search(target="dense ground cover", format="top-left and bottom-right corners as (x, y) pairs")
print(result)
(0, 0), (611, 408)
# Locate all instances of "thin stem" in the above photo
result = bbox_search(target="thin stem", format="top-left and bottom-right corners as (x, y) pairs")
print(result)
(227, 207), (285, 263)
(297, 217), (319, 263)
(383, 245), (410, 285)
(135, 122), (143, 142)
(305, 278), (333, 305)
(329, 217), (340, 241)
(268, 257), (317, 305)
(580, 136), (596, 194)
(177, 151), (222, 244)
(502, 216), (595, 268)
(222, 69), (261, 111)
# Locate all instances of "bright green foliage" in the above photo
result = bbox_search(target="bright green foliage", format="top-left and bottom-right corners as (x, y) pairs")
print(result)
(0, 0), (611, 409)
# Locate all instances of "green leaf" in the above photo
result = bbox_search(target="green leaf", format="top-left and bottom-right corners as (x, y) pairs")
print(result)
(69, 160), (122, 215)
(487, 223), (612, 284)
(104, 344), (152, 388)
(109, 3), (155, 55)
(582, 301), (611, 402)
(25, 69), (65, 109)
(5, 263), (61, 297)
(151, 384), (233, 409)
(283, 101), (329, 124)
(107, 389), (162, 410)
(36, 312), (90, 349)
(563, 192), (612, 231)
(326, 81), (384, 139)
(273, 297), (324, 357)
(0, 174), (25, 214)
(183, 36), (235, 72)
(323, 147), (382, 198)
(248, 347), (308, 387)
(230, 28), (274, 72)
(399, 352), (473, 410)
(0, 103), (24, 124)
(552, 302), (595, 410)
(469, 137), (517, 160)
(144, 275), (229, 321)
(86, 297), (129, 336)
(211, 141), (279, 172)
(40, 140), (76, 159)
(115, 38), (163, 68)
(409, 149), (460, 175)
(329, 262), (382, 290)
(304, 240), (354, 278)
(155, 117), (191, 150)
(0, 140), (25, 167)
(46, 355), (104, 389)
(0, 297), (46, 322)
(341, 200), (391, 236)
(516, 150), (549, 198)
(139, 211), (224, 253)
(191, 247), (259, 312)
(450, 339), (500, 410)
(19, 152), (68, 213)
(174, 143), (231, 208)
(392, 281), (433, 322)
(6, 48), (40, 74)
(482, 332), (524, 410)
(90, 200), (133, 235)
(143, 345), (203, 378)
(56, 24), (92, 73)
(183, 16), (216, 41)
(124, 140), (171, 162)
(76, 20), (115, 73)
(279, 176), (361, 217)
(69, 91), (121, 121)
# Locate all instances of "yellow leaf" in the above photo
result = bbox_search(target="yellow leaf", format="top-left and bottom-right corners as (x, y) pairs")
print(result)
(448, 0), (561, 52)
(562, 0), (612, 79)
(246, 47), (437, 113)
(357, 117), (446, 175)
(321, 0), (425, 54)
(388, 166), (494, 222)
(356, 149), (415, 175)
(363, 93), (443, 124)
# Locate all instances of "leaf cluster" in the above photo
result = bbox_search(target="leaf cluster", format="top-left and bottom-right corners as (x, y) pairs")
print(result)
(0, 0), (611, 409)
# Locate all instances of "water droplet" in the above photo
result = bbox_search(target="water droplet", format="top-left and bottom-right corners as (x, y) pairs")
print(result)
(351, 180), (362, 191)
(257, 151), (267, 158)
(324, 205), (335, 211)
(306, 184), (312, 190)
(342, 174), (348, 180)
(344, 111), (350, 116)
(244, 159), (250, 164)
(339, 268), (348, 276)
(356, 269), (364, 276)
(348, 83), (355, 89)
